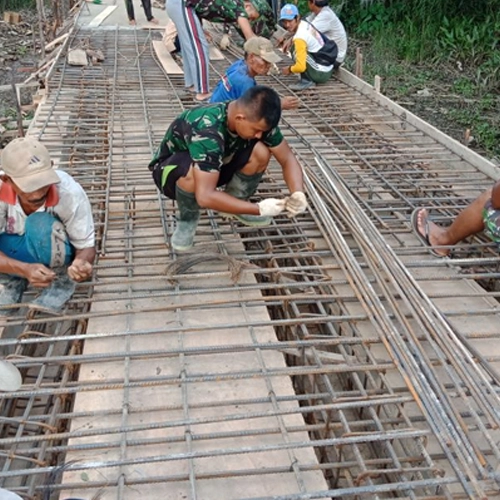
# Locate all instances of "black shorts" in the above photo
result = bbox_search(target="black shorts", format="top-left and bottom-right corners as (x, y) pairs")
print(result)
(150, 141), (258, 200)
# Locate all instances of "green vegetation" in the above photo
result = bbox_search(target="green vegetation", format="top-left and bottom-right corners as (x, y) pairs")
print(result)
(0, 0), (36, 10)
(303, 0), (500, 159)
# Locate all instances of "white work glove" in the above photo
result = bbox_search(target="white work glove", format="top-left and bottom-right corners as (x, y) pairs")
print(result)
(285, 191), (308, 217)
(257, 198), (287, 217)
(219, 34), (230, 50)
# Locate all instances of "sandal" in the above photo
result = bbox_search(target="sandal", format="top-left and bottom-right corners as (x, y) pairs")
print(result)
(194, 93), (212, 102)
(410, 208), (448, 258)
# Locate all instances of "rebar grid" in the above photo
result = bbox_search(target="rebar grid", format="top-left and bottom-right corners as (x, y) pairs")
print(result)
(0, 27), (499, 500)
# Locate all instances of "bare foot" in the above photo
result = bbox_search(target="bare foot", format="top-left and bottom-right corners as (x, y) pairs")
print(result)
(415, 208), (449, 256)
(186, 86), (195, 93)
(149, 17), (159, 24)
(129, 19), (136, 26)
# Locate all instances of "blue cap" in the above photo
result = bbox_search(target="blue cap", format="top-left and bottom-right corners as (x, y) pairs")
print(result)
(279, 3), (299, 20)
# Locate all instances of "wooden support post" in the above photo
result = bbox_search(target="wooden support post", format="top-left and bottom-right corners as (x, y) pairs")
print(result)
(11, 77), (24, 138)
(464, 128), (471, 146)
(374, 75), (381, 93)
(36, 0), (46, 59)
(355, 48), (363, 79)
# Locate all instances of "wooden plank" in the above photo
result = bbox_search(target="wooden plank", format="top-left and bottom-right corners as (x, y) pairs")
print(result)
(140, 24), (166, 30)
(87, 5), (117, 28)
(152, 40), (183, 75)
(208, 45), (224, 61)
(45, 32), (69, 52)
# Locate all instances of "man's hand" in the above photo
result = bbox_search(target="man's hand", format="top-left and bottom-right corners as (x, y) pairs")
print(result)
(257, 198), (287, 217)
(219, 33), (230, 50)
(25, 264), (56, 288)
(282, 66), (292, 76)
(285, 191), (308, 216)
(68, 258), (93, 282)
(281, 96), (299, 110)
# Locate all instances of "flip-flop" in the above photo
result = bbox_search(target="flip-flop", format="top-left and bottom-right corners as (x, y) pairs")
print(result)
(410, 208), (447, 258)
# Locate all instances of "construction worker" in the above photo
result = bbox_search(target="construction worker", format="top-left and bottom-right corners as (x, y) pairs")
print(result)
(125, 0), (159, 25)
(0, 137), (95, 313)
(306, 0), (347, 67)
(166, 0), (258, 102)
(412, 180), (500, 257)
(149, 85), (308, 252)
(279, 3), (336, 91)
(210, 37), (298, 111)
(241, 0), (276, 39)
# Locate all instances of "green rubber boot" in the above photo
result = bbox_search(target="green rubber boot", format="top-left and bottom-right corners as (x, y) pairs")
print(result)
(171, 187), (200, 252)
(223, 171), (272, 226)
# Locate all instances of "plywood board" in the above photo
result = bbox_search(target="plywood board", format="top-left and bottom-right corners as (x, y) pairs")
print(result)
(208, 45), (224, 60)
(88, 5), (117, 28)
(152, 40), (183, 75)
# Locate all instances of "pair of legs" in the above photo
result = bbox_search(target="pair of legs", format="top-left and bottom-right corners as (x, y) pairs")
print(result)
(166, 0), (210, 100)
(414, 188), (498, 256)
(125, 0), (158, 24)
(0, 212), (77, 314)
(151, 141), (272, 251)
(289, 47), (333, 91)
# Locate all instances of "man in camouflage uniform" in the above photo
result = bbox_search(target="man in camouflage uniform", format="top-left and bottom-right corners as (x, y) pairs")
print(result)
(149, 86), (308, 251)
(167, 0), (257, 102)
(412, 179), (500, 257)
(243, 0), (276, 39)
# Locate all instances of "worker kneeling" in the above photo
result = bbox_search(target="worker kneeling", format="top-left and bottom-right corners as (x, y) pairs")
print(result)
(149, 86), (308, 252)
(0, 138), (95, 314)
(280, 3), (338, 91)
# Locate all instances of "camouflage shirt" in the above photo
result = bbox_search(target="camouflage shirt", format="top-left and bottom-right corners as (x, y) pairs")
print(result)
(186, 0), (248, 23)
(242, 0), (276, 38)
(150, 102), (283, 174)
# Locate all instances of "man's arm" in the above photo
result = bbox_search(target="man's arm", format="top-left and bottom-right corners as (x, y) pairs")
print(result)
(0, 251), (55, 288)
(68, 247), (96, 282)
(281, 96), (299, 110)
(270, 139), (304, 193)
(282, 38), (307, 74)
(271, 139), (308, 216)
(236, 16), (256, 39)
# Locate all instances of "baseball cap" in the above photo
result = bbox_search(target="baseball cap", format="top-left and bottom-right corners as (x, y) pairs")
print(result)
(0, 137), (60, 193)
(279, 3), (299, 20)
(244, 37), (282, 63)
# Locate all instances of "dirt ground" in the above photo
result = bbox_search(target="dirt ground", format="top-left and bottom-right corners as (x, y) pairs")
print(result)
(0, 10), (498, 164)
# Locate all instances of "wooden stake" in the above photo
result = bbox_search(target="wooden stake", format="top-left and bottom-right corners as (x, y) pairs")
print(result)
(355, 47), (363, 79)
(374, 75), (381, 93)
(11, 76), (24, 138)
(464, 128), (471, 145)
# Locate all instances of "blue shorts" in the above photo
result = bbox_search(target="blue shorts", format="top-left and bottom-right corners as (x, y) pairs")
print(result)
(0, 212), (74, 268)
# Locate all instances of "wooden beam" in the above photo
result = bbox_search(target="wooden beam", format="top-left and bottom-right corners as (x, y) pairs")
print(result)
(152, 40), (183, 74)
(88, 5), (117, 27)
